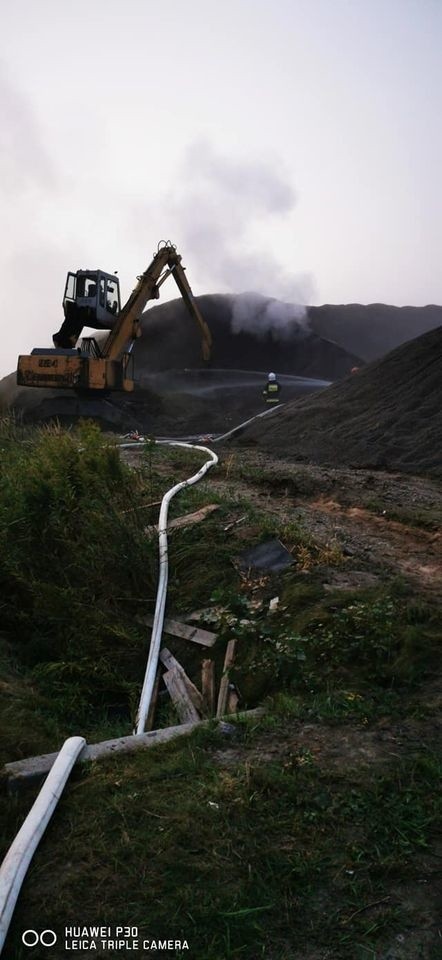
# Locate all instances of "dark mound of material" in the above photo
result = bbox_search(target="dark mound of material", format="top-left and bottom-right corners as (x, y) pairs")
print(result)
(308, 303), (442, 362)
(235, 327), (442, 475)
(136, 294), (360, 380)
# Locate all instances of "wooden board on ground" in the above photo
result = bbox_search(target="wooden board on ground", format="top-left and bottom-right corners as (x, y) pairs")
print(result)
(139, 614), (217, 648)
(163, 667), (200, 724)
(145, 504), (220, 537)
(159, 648), (204, 714)
(216, 639), (237, 718)
(168, 504), (219, 531)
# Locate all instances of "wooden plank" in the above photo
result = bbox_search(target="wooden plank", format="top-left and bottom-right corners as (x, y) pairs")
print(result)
(139, 614), (216, 648)
(216, 639), (237, 718)
(145, 668), (161, 732)
(4, 709), (266, 792)
(168, 504), (219, 531)
(144, 504), (219, 537)
(163, 667), (200, 723)
(201, 659), (215, 716)
(159, 648), (204, 714)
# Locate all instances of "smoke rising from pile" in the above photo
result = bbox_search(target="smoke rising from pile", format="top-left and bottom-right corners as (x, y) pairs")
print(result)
(230, 293), (309, 341)
(165, 141), (313, 341)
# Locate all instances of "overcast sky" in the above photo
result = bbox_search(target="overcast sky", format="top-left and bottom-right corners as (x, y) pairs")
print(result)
(1, 0), (441, 377)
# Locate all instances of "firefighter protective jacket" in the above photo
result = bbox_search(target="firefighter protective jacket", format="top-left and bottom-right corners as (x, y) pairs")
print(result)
(262, 381), (281, 403)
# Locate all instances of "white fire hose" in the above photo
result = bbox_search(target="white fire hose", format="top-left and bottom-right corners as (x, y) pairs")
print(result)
(0, 737), (85, 954)
(127, 440), (219, 734)
(0, 439), (218, 954)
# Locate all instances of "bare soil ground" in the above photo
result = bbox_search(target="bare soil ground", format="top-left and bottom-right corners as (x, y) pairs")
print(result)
(208, 449), (442, 597)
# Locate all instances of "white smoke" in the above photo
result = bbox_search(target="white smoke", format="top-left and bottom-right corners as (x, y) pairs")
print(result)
(150, 141), (315, 340)
(0, 61), (56, 196)
(230, 292), (309, 341)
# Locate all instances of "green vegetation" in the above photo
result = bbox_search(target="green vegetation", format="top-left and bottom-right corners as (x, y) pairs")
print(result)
(0, 422), (440, 959)
(4, 728), (441, 959)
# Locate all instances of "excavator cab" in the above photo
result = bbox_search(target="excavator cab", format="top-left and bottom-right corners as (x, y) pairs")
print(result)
(54, 270), (121, 348)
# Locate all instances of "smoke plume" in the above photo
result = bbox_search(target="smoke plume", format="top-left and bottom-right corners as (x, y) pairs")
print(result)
(230, 292), (310, 341)
(0, 61), (55, 195)
(160, 141), (314, 340)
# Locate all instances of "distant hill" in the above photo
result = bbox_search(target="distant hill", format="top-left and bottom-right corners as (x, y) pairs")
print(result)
(235, 326), (442, 475)
(308, 303), (442, 361)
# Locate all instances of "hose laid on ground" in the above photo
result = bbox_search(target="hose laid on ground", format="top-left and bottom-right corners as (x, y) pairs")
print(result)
(211, 401), (284, 442)
(123, 401), (285, 447)
(121, 406), (285, 729)
(0, 736), (85, 954)
(132, 441), (218, 735)
(0, 428), (231, 951)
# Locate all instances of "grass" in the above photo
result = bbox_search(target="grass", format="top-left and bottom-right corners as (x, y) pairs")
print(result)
(363, 498), (442, 531)
(3, 723), (440, 959)
(0, 423), (441, 959)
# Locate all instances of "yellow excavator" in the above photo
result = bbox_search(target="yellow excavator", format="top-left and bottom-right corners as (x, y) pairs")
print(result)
(17, 242), (212, 393)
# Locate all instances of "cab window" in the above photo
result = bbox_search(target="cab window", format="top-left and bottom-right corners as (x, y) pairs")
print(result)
(64, 273), (76, 301)
(106, 279), (120, 315)
(77, 275), (98, 298)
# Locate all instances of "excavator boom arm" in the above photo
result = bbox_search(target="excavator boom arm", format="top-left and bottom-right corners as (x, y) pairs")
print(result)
(103, 245), (211, 363)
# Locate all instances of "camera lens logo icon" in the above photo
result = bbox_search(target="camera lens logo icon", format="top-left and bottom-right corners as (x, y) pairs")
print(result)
(22, 929), (57, 947)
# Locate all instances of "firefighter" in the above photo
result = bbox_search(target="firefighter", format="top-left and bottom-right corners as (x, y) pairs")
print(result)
(262, 372), (281, 404)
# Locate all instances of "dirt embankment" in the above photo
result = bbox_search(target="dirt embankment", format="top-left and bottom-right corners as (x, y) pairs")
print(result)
(235, 326), (442, 476)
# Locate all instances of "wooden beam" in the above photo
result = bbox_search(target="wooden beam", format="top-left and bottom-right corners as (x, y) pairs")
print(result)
(201, 659), (215, 716)
(163, 667), (200, 724)
(168, 504), (219, 531)
(145, 504), (220, 537)
(159, 648), (204, 714)
(216, 639), (237, 718)
(4, 709), (266, 792)
(139, 614), (216, 648)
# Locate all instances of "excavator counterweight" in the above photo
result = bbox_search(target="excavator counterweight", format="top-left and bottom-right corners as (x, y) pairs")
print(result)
(17, 243), (212, 393)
